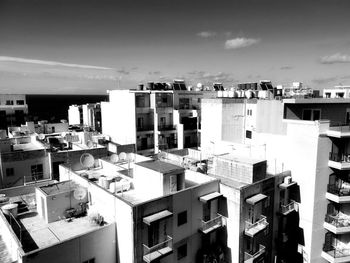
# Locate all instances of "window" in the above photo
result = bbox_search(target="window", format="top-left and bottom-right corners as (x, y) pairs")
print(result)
(264, 196), (270, 208)
(246, 130), (252, 139)
(302, 109), (321, 121)
(82, 258), (95, 263)
(177, 243), (187, 260)
(31, 164), (44, 180)
(6, 100), (14, 105)
(325, 92), (331, 98)
(6, 168), (14, 177)
(179, 98), (190, 109)
(247, 109), (252, 116)
(16, 100), (25, 105)
(177, 211), (187, 226)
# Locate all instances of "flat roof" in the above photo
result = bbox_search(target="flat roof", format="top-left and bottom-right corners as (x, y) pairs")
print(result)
(217, 153), (265, 165)
(283, 98), (350, 104)
(13, 142), (44, 151)
(5, 193), (108, 252)
(143, 210), (172, 225)
(246, 193), (267, 205)
(136, 160), (184, 174)
(199, 192), (222, 203)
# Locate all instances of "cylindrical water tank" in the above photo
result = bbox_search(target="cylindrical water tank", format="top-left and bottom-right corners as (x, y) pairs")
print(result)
(109, 182), (116, 193)
(1, 203), (18, 218)
(245, 90), (253, 99)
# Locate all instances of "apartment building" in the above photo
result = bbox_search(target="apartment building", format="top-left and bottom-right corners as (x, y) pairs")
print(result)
(101, 81), (216, 156)
(68, 103), (102, 132)
(0, 94), (28, 130)
(323, 86), (350, 99)
(200, 93), (350, 262)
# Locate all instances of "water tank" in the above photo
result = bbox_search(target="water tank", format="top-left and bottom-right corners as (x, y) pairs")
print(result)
(1, 203), (18, 218)
(218, 91), (223, 97)
(223, 91), (229, 97)
(138, 84), (144, 90)
(109, 182), (116, 193)
(0, 194), (9, 205)
(228, 90), (234, 97)
(147, 82), (154, 90)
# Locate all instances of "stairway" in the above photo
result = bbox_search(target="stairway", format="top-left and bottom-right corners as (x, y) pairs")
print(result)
(0, 234), (12, 263)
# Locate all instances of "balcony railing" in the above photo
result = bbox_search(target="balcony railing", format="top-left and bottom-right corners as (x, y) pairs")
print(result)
(245, 215), (269, 237)
(137, 125), (154, 132)
(158, 125), (176, 131)
(244, 244), (266, 262)
(330, 152), (350, 163)
(323, 245), (350, 259)
(137, 144), (154, 151)
(281, 201), (298, 215)
(199, 214), (226, 234)
(328, 184), (350, 197)
(158, 141), (177, 150)
(325, 214), (350, 228)
(143, 235), (173, 262)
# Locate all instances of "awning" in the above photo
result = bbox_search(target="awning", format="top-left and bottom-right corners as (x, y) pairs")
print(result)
(199, 192), (223, 203)
(246, 193), (267, 205)
(143, 210), (173, 225)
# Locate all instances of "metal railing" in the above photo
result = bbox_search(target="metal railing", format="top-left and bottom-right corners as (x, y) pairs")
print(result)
(329, 152), (350, 163)
(281, 201), (298, 214)
(143, 235), (173, 261)
(323, 245), (350, 258)
(199, 214), (225, 233)
(137, 144), (155, 151)
(136, 125), (154, 132)
(158, 125), (176, 131)
(327, 184), (350, 196)
(244, 244), (266, 262)
(325, 214), (350, 228)
(245, 215), (268, 234)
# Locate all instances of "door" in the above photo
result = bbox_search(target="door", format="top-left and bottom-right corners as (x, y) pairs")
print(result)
(160, 117), (166, 127)
(141, 138), (147, 150)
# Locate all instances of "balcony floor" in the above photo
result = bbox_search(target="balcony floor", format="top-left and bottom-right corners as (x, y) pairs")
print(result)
(328, 160), (350, 170)
(200, 223), (222, 235)
(326, 192), (350, 203)
(245, 223), (268, 237)
(321, 251), (350, 263)
(143, 247), (172, 263)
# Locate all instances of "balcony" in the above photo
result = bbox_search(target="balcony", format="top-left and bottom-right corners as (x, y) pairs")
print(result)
(244, 245), (266, 263)
(322, 246), (350, 263)
(157, 125), (176, 131)
(158, 141), (177, 150)
(329, 152), (350, 170)
(281, 201), (298, 215)
(137, 125), (154, 132)
(199, 214), (226, 234)
(143, 235), (173, 263)
(327, 124), (350, 138)
(324, 214), (350, 234)
(137, 144), (154, 151)
(326, 184), (350, 203)
(245, 215), (269, 237)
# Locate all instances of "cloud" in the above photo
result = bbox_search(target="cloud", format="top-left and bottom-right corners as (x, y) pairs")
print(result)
(149, 70), (161, 75)
(224, 38), (260, 50)
(186, 70), (235, 84)
(0, 56), (113, 70)
(280, 66), (293, 70)
(197, 31), (216, 38)
(312, 76), (337, 85)
(117, 69), (130, 75)
(320, 53), (350, 64)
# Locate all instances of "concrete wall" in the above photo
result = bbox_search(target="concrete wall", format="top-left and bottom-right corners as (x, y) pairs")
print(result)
(101, 90), (136, 144)
(19, 223), (116, 263)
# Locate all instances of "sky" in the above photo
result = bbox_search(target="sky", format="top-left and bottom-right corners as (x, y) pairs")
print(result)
(1, 0), (350, 94)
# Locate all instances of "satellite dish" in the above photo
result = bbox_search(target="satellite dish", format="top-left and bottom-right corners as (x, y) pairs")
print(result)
(80, 153), (95, 169)
(73, 187), (87, 201)
(127, 153), (135, 162)
(110, 154), (119, 163)
(119, 152), (127, 162)
(158, 151), (166, 160)
(38, 133), (45, 140)
(87, 140), (93, 148)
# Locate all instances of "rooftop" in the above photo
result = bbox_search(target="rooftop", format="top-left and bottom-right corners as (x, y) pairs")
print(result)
(136, 160), (184, 174)
(39, 181), (80, 196)
(216, 153), (265, 166)
(283, 98), (350, 104)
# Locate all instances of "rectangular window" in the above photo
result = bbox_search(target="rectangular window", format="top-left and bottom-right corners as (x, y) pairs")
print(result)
(302, 109), (321, 121)
(177, 211), (187, 226)
(31, 164), (44, 180)
(16, 100), (25, 105)
(6, 168), (14, 177)
(6, 100), (14, 105)
(82, 258), (95, 263)
(177, 243), (187, 260)
(246, 130), (252, 139)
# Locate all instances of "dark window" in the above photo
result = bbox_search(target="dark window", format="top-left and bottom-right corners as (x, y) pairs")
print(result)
(302, 109), (312, 120)
(177, 211), (187, 226)
(31, 164), (43, 180)
(177, 243), (187, 260)
(313, 110), (321, 120)
(246, 130), (252, 139)
(82, 259), (95, 263)
(16, 100), (25, 105)
(6, 168), (14, 177)
(6, 100), (14, 105)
